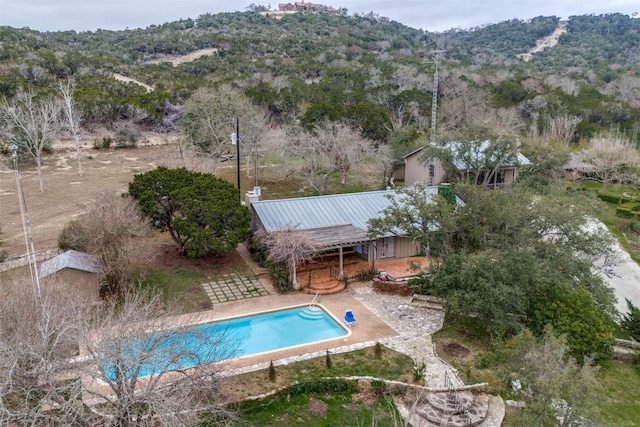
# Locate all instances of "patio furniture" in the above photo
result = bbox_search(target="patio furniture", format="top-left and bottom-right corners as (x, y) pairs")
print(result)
(344, 309), (356, 327)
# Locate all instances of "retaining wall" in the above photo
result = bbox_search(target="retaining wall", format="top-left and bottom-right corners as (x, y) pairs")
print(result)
(0, 248), (61, 273)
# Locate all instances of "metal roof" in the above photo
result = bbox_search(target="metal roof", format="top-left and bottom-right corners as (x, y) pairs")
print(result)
(404, 141), (531, 169)
(252, 187), (453, 232)
(40, 250), (101, 278)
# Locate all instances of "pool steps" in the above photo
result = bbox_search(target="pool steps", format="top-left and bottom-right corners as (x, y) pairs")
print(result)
(298, 307), (325, 320)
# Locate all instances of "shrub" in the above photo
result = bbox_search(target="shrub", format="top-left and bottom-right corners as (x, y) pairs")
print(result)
(287, 379), (356, 396)
(373, 342), (382, 358)
(598, 192), (635, 204)
(407, 275), (431, 294)
(114, 126), (139, 148)
(268, 360), (276, 381)
(527, 284), (615, 361)
(264, 259), (290, 293)
(57, 220), (84, 251)
(616, 202), (640, 220)
(371, 380), (387, 398)
(412, 359), (426, 383)
(93, 135), (112, 149)
(621, 219), (640, 234)
(325, 350), (332, 369)
(356, 266), (377, 281)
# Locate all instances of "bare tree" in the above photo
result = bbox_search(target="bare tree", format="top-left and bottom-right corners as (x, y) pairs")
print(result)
(543, 114), (581, 146)
(282, 122), (375, 194)
(164, 134), (215, 173)
(1, 91), (62, 192)
(438, 76), (492, 132)
(179, 86), (267, 174)
(58, 80), (84, 175)
(58, 192), (152, 296)
(567, 131), (640, 192)
(78, 291), (237, 427)
(0, 278), (92, 426)
(256, 228), (319, 289)
(0, 282), (236, 426)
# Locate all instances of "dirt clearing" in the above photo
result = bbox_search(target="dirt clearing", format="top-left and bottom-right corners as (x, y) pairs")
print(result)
(0, 143), (176, 259)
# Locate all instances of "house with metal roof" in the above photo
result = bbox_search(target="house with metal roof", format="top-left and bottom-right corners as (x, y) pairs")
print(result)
(399, 141), (530, 189)
(251, 186), (461, 289)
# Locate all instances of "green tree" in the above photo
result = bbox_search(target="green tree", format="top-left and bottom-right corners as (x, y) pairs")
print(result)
(128, 167), (250, 257)
(368, 183), (457, 263)
(620, 298), (640, 341)
(344, 102), (392, 142)
(528, 284), (615, 361)
(428, 249), (539, 337)
(385, 126), (420, 172)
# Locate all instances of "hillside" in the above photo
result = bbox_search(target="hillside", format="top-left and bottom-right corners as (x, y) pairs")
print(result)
(0, 11), (639, 144)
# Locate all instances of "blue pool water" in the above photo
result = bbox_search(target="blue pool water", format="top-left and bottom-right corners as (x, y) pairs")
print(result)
(103, 306), (348, 380)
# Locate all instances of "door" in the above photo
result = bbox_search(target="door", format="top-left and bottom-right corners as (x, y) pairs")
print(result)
(379, 237), (395, 259)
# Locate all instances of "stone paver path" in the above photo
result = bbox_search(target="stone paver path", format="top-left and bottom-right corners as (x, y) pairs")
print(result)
(348, 286), (464, 388)
(201, 272), (270, 303)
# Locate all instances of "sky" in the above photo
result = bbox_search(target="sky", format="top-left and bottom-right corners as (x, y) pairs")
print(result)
(1, 0), (638, 33)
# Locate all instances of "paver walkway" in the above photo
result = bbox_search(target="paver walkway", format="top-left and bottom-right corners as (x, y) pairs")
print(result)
(201, 272), (270, 303)
(347, 286), (463, 388)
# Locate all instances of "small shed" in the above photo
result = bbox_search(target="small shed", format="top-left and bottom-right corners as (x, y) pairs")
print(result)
(40, 250), (101, 302)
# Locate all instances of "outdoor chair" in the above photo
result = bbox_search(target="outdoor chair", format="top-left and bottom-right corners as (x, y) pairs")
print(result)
(344, 309), (356, 327)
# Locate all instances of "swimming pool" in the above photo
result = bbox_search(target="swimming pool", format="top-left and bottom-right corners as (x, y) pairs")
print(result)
(103, 305), (349, 380)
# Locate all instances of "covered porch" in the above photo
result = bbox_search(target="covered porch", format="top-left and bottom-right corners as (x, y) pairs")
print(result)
(298, 250), (431, 295)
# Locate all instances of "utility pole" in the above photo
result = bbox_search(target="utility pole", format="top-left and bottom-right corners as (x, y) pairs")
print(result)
(429, 50), (446, 145)
(231, 118), (241, 201)
(254, 137), (259, 188)
(12, 144), (45, 331)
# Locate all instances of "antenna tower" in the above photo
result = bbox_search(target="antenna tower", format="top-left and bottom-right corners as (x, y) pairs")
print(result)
(429, 50), (446, 145)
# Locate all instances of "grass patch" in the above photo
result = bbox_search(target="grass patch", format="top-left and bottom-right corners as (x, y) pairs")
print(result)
(137, 267), (211, 313)
(597, 201), (640, 265)
(213, 346), (412, 427)
(432, 315), (498, 387)
(219, 346), (414, 402)
(597, 359), (640, 426)
(565, 181), (640, 264)
(232, 394), (401, 427)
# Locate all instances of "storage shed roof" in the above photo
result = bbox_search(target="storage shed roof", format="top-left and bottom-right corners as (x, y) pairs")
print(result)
(40, 250), (101, 278)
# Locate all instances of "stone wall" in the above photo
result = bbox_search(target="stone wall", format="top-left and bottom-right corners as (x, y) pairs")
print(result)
(0, 248), (61, 273)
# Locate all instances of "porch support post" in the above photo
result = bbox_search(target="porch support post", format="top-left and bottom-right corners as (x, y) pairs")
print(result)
(339, 246), (344, 277)
(371, 241), (376, 270)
